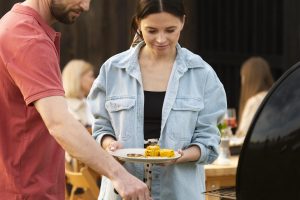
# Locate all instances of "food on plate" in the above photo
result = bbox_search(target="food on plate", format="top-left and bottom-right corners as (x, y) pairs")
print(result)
(127, 153), (144, 157)
(159, 149), (175, 157)
(145, 145), (160, 156)
(144, 145), (175, 157)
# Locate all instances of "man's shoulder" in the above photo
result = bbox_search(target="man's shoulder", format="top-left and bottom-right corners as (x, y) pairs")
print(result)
(0, 10), (55, 61)
(1, 10), (50, 44)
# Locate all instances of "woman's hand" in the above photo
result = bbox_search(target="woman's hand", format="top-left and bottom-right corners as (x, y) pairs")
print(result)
(101, 135), (124, 164)
(101, 135), (119, 151)
(157, 149), (184, 166)
(107, 140), (123, 151)
(158, 145), (201, 166)
(108, 141), (125, 165)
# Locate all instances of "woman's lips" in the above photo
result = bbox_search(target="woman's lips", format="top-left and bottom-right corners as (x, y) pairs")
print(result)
(155, 44), (169, 50)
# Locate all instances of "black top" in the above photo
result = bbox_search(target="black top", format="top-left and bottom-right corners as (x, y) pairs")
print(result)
(144, 91), (166, 140)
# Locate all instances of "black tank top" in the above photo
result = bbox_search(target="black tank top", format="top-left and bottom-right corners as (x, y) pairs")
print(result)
(144, 91), (166, 140)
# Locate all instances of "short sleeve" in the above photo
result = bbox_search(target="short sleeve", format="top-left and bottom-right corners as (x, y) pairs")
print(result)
(7, 38), (64, 105)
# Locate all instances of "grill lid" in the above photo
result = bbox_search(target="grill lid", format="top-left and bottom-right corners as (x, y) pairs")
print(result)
(236, 62), (300, 199)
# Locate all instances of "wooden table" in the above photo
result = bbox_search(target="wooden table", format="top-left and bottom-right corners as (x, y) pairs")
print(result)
(204, 156), (239, 200)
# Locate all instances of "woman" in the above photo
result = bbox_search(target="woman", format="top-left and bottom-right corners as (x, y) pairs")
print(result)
(62, 59), (95, 129)
(236, 57), (274, 136)
(62, 59), (95, 171)
(88, 0), (226, 199)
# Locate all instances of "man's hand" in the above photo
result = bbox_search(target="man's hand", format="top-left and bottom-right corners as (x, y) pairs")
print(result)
(104, 140), (151, 199)
(111, 171), (152, 200)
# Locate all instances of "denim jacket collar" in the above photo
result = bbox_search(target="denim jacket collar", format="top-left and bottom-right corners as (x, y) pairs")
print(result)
(111, 41), (208, 132)
(113, 41), (205, 72)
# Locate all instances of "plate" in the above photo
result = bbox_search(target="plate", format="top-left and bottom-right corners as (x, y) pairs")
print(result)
(109, 148), (181, 164)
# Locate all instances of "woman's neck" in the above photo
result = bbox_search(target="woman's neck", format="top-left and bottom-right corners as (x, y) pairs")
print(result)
(140, 46), (177, 63)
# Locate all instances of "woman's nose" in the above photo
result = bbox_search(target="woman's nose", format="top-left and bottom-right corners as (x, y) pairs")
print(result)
(156, 33), (166, 43)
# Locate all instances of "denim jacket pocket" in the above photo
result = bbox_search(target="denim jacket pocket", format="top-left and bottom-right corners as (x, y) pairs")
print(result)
(172, 98), (204, 111)
(169, 98), (204, 140)
(105, 98), (136, 139)
(105, 98), (135, 112)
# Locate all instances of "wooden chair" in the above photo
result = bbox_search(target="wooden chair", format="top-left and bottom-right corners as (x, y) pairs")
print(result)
(65, 154), (86, 172)
(65, 166), (100, 200)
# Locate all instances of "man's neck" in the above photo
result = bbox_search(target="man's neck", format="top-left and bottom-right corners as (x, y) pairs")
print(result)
(21, 0), (55, 25)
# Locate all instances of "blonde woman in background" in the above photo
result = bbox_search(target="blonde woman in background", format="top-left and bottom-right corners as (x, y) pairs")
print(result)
(62, 59), (95, 129)
(62, 59), (95, 172)
(236, 57), (274, 137)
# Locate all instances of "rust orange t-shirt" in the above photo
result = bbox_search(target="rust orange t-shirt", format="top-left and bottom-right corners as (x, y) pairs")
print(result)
(0, 4), (65, 200)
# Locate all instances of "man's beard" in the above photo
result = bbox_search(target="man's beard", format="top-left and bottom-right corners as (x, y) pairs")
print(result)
(50, 0), (82, 24)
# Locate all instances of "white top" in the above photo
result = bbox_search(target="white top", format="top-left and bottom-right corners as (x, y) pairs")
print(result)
(65, 97), (93, 127)
(65, 98), (93, 167)
(237, 91), (268, 136)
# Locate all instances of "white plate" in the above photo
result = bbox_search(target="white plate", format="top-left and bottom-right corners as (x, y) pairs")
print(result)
(109, 148), (181, 164)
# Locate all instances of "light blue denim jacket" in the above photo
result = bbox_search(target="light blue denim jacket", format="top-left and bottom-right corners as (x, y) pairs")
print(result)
(87, 42), (227, 200)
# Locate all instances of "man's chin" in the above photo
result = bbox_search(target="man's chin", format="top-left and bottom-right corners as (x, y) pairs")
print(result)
(57, 17), (76, 25)
(53, 13), (78, 24)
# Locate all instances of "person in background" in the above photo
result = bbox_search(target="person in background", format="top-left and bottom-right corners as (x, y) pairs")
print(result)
(87, 0), (227, 199)
(62, 59), (95, 171)
(62, 59), (95, 129)
(0, 0), (150, 199)
(236, 56), (274, 137)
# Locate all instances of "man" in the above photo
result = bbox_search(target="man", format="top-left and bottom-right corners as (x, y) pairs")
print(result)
(0, 0), (150, 199)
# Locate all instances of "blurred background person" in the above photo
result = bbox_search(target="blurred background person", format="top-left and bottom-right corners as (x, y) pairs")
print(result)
(62, 59), (95, 130)
(62, 59), (95, 171)
(62, 59), (98, 196)
(236, 56), (274, 137)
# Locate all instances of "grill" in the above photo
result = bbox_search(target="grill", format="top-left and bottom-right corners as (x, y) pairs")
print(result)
(204, 61), (300, 200)
(203, 187), (236, 199)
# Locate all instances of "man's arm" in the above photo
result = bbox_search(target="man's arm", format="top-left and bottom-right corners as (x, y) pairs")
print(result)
(34, 96), (150, 199)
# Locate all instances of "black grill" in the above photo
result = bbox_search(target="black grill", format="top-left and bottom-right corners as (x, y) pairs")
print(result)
(204, 62), (300, 199)
(203, 187), (236, 200)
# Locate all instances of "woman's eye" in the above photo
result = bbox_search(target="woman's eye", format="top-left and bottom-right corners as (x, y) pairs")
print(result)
(166, 29), (175, 33)
(148, 30), (156, 34)
(146, 29), (175, 34)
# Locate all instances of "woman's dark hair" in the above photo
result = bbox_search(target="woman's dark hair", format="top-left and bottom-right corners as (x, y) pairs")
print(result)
(131, 0), (185, 41)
